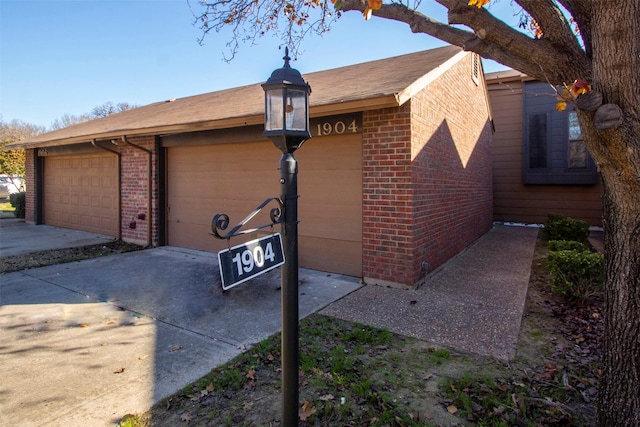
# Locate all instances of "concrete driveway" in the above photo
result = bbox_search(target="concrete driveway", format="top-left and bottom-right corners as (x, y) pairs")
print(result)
(0, 221), (361, 426)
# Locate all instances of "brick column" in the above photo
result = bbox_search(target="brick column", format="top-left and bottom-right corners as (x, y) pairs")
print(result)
(362, 105), (415, 288)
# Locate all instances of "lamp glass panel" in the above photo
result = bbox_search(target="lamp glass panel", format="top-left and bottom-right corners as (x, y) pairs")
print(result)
(285, 89), (307, 131)
(265, 89), (284, 131)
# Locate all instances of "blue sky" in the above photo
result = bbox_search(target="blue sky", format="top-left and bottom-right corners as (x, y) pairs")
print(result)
(1, 0), (513, 128)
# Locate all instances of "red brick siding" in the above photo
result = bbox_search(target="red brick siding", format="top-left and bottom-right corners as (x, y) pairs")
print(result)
(119, 136), (159, 247)
(410, 54), (493, 281)
(362, 53), (493, 287)
(362, 105), (414, 286)
(25, 149), (36, 223)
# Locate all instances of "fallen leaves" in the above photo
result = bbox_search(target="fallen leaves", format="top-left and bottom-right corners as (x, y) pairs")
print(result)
(114, 367), (125, 374)
(299, 399), (317, 421)
(169, 345), (183, 352)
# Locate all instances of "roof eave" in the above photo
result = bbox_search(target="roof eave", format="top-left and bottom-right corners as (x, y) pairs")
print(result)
(10, 95), (402, 149)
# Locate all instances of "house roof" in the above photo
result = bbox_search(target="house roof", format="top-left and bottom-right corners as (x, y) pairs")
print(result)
(485, 69), (533, 85)
(14, 45), (465, 148)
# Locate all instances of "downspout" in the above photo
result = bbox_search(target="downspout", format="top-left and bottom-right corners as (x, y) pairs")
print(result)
(91, 139), (122, 240)
(121, 135), (153, 247)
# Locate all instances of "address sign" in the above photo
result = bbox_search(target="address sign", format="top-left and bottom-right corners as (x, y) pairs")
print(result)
(217, 233), (285, 291)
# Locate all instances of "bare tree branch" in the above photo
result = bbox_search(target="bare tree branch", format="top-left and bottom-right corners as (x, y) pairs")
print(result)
(515, 0), (583, 53)
(558, 0), (593, 57)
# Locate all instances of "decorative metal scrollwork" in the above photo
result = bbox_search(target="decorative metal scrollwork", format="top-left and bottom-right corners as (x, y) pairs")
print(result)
(211, 197), (284, 240)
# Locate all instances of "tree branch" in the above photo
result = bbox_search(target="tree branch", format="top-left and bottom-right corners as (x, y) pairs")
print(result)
(558, 0), (593, 57)
(515, 0), (583, 54)
(341, 0), (591, 85)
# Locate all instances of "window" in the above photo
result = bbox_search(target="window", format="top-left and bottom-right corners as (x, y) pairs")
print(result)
(528, 113), (548, 169)
(522, 82), (597, 185)
(568, 111), (587, 169)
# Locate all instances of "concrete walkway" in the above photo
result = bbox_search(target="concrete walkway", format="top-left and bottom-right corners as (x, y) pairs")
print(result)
(322, 224), (539, 360)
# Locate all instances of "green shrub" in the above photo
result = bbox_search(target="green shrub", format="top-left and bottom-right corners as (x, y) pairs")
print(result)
(9, 192), (25, 218)
(544, 213), (590, 244)
(548, 240), (590, 252)
(547, 249), (604, 299)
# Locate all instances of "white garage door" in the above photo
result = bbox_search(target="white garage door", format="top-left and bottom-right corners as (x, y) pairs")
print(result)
(166, 134), (362, 277)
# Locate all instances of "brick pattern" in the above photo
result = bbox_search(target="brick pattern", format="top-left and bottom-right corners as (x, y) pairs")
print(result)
(118, 136), (158, 247)
(362, 105), (414, 286)
(362, 54), (493, 287)
(25, 149), (36, 223)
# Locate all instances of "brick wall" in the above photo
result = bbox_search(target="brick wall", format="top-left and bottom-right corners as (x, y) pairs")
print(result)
(119, 135), (159, 247)
(25, 148), (36, 223)
(410, 54), (493, 282)
(362, 105), (414, 286)
(362, 53), (493, 288)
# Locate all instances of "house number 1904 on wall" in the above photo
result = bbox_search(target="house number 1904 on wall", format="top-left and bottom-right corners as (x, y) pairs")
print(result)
(217, 234), (285, 291)
(315, 120), (358, 136)
(310, 113), (362, 137)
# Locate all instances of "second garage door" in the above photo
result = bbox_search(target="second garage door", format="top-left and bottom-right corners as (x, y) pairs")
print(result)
(43, 153), (119, 237)
(166, 134), (362, 277)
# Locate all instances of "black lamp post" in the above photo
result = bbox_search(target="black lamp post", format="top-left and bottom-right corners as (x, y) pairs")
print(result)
(262, 48), (311, 426)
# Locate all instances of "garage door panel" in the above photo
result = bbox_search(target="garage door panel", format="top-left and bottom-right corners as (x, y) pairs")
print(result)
(300, 203), (361, 242)
(167, 136), (362, 277)
(299, 236), (362, 277)
(44, 153), (119, 237)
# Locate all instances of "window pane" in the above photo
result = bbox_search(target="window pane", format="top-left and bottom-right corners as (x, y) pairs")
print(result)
(528, 114), (547, 169)
(569, 139), (588, 168)
(285, 89), (307, 131)
(568, 111), (582, 140)
(265, 89), (283, 131)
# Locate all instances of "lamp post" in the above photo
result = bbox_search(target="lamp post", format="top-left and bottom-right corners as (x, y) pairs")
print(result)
(262, 48), (311, 426)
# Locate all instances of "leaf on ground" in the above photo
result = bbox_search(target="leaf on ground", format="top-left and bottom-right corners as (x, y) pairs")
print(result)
(246, 368), (256, 380)
(237, 343), (246, 350)
(114, 367), (125, 374)
(206, 383), (215, 392)
(180, 411), (192, 422)
(299, 399), (317, 421)
(447, 404), (458, 414)
(169, 345), (183, 352)
(319, 394), (334, 401)
(138, 354), (149, 360)
(79, 323), (89, 328)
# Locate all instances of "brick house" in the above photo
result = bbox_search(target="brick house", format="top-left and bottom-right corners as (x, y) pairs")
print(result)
(486, 70), (602, 226)
(15, 45), (493, 288)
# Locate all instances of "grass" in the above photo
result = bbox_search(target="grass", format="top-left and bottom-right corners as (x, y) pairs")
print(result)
(134, 314), (470, 426)
(0, 201), (15, 218)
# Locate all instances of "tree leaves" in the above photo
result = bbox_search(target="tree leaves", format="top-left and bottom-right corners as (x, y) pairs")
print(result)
(468, 0), (489, 8)
(556, 79), (592, 111)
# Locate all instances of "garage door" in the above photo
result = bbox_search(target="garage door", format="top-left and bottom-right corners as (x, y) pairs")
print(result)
(166, 134), (362, 277)
(43, 153), (119, 237)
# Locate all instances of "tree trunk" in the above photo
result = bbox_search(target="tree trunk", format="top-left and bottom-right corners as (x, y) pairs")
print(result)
(586, 1), (640, 425)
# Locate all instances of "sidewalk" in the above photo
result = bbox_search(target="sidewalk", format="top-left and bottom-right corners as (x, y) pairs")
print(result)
(322, 224), (540, 360)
